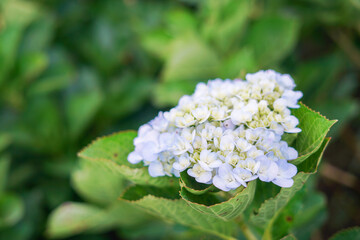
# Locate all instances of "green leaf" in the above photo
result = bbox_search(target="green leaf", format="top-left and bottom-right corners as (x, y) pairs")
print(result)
(313, 99), (358, 138)
(294, 53), (345, 103)
(291, 103), (337, 165)
(0, 193), (24, 228)
(179, 171), (215, 195)
(153, 80), (198, 107)
(244, 15), (299, 67)
(46, 201), (149, 239)
(65, 69), (103, 139)
(165, 8), (197, 35)
(78, 131), (177, 187)
(0, 134), (12, 153)
(14, 97), (64, 153)
(250, 137), (330, 229)
(102, 75), (153, 119)
(0, 25), (23, 84)
(280, 234), (297, 240)
(180, 181), (256, 221)
(0, 156), (11, 193)
(2, 0), (40, 25)
(77, 19), (128, 74)
(162, 34), (219, 83)
(291, 191), (327, 240)
(268, 185), (327, 239)
(28, 48), (75, 95)
(46, 202), (113, 238)
(16, 52), (48, 82)
(140, 29), (172, 60)
(219, 48), (257, 79)
(330, 227), (360, 240)
(72, 158), (127, 206)
(0, 0), (41, 83)
(201, 0), (252, 53)
(19, 15), (54, 53)
(121, 185), (237, 240)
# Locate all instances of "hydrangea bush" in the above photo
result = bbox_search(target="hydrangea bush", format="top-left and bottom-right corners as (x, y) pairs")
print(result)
(48, 70), (336, 240)
(128, 70), (302, 191)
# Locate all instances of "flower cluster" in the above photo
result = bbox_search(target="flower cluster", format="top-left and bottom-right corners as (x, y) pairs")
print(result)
(128, 70), (302, 191)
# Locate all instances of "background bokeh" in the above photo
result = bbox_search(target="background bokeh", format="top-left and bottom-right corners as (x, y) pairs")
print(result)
(0, 0), (359, 239)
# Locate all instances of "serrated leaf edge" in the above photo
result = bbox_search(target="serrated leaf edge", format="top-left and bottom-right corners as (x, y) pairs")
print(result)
(329, 226), (360, 240)
(292, 103), (337, 165)
(251, 137), (331, 226)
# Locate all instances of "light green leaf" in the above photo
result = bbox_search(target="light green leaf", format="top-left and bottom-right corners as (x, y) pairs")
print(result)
(280, 234), (297, 240)
(291, 103), (337, 165)
(78, 131), (177, 187)
(2, 0), (40, 25)
(121, 185), (237, 240)
(140, 29), (172, 60)
(46, 201), (149, 239)
(179, 171), (215, 195)
(250, 138), (330, 229)
(330, 227), (360, 240)
(72, 158), (127, 206)
(244, 15), (299, 67)
(16, 52), (48, 82)
(180, 181), (256, 221)
(46, 202), (113, 238)
(0, 193), (24, 228)
(0, 25), (23, 84)
(0, 0), (41, 83)
(162, 34), (219, 83)
(165, 8), (197, 35)
(0, 134), (11, 153)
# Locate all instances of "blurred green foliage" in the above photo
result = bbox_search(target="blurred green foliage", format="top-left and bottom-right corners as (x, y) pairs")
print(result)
(0, 0), (359, 239)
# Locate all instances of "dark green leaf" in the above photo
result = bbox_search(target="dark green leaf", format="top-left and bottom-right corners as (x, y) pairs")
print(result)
(330, 227), (360, 240)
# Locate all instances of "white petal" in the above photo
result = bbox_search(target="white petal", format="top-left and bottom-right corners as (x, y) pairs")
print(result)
(218, 163), (233, 178)
(277, 160), (297, 178)
(213, 175), (231, 191)
(286, 128), (302, 133)
(197, 172), (212, 183)
(273, 178), (294, 188)
(198, 161), (212, 172)
(140, 142), (159, 162)
(285, 147), (298, 160)
(148, 161), (165, 177)
(128, 151), (143, 164)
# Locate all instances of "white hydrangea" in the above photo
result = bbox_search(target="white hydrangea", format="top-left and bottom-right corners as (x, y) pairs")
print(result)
(128, 70), (302, 191)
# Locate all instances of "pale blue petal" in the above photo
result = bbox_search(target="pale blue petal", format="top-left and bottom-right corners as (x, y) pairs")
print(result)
(149, 161), (165, 177)
(273, 178), (294, 188)
(128, 151), (143, 164)
(197, 172), (212, 183)
(213, 175), (230, 191)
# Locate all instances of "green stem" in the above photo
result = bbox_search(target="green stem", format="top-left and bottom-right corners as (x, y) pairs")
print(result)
(236, 215), (258, 240)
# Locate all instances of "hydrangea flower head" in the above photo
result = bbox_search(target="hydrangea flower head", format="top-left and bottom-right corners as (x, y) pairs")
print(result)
(128, 70), (302, 191)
